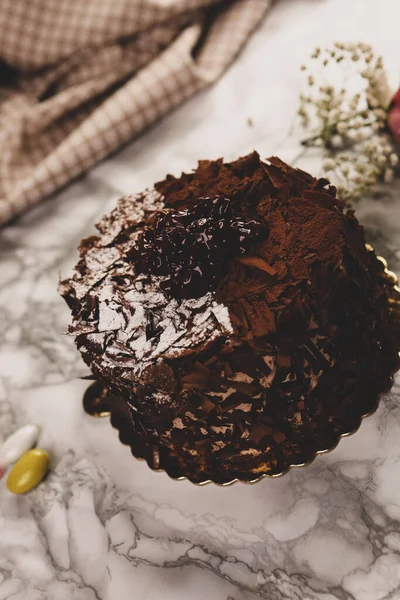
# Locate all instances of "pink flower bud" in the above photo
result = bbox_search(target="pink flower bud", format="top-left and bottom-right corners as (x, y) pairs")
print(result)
(388, 88), (400, 142)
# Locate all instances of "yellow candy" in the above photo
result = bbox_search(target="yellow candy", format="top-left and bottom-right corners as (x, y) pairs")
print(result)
(6, 449), (50, 494)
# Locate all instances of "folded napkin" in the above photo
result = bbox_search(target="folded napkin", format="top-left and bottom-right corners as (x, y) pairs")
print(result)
(0, 0), (271, 226)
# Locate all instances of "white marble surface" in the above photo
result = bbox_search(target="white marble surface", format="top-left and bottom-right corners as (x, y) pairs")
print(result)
(1, 0), (400, 598)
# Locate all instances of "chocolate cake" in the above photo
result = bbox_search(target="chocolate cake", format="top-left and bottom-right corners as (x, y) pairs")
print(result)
(59, 153), (400, 483)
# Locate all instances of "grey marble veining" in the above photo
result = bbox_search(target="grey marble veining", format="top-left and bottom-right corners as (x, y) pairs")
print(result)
(1, 0), (400, 598)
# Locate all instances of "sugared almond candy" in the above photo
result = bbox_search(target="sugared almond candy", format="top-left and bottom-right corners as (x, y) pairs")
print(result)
(0, 424), (40, 468)
(7, 449), (50, 494)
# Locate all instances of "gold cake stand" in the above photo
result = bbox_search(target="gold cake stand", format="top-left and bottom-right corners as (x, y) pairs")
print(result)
(83, 247), (400, 486)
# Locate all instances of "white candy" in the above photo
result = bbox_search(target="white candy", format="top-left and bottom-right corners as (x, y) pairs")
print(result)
(0, 424), (40, 465)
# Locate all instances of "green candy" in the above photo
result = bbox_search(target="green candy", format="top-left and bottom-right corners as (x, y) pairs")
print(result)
(6, 449), (50, 494)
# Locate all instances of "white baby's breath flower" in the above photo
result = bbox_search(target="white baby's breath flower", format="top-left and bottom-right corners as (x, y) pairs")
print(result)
(383, 143), (393, 155)
(352, 117), (364, 130)
(367, 95), (380, 108)
(341, 164), (350, 176)
(372, 73), (392, 108)
(331, 134), (343, 148)
(298, 41), (398, 202)
(323, 158), (336, 171)
(329, 109), (340, 122)
(359, 42), (372, 53)
(373, 108), (387, 120)
(384, 168), (394, 183)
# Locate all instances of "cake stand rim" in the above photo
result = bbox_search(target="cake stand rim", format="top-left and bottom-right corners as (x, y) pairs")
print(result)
(86, 247), (400, 486)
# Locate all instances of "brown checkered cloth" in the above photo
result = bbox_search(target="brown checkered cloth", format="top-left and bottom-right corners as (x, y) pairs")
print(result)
(0, 0), (271, 226)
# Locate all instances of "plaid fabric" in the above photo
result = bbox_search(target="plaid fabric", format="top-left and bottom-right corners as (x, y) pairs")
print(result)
(0, 0), (271, 225)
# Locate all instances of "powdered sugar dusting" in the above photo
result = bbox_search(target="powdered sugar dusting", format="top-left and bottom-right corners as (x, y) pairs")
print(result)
(96, 189), (163, 246)
(59, 188), (234, 386)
